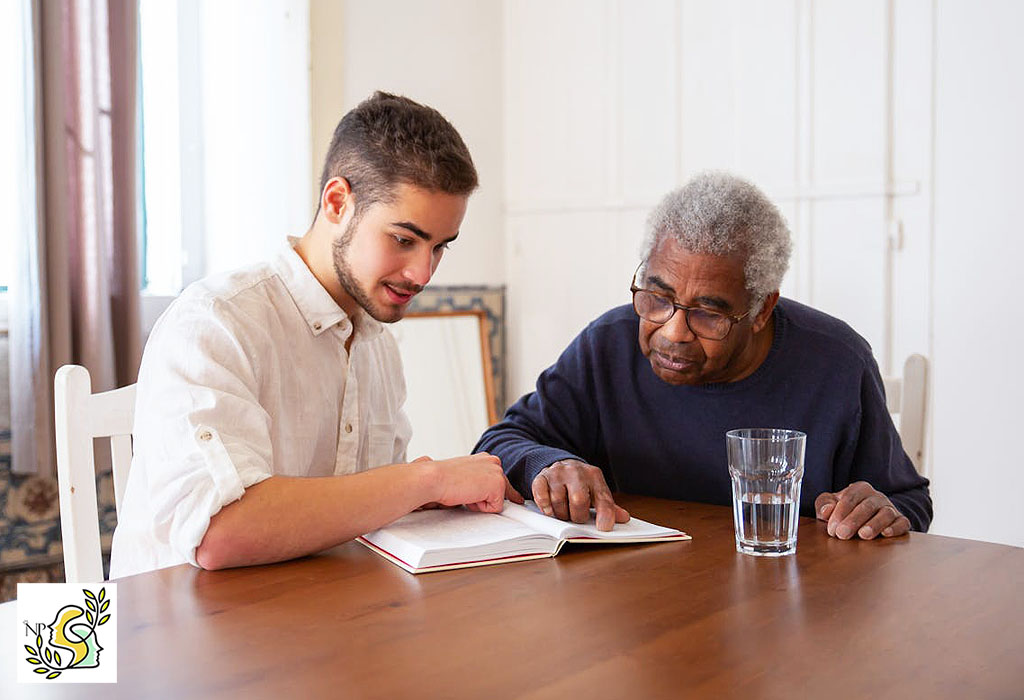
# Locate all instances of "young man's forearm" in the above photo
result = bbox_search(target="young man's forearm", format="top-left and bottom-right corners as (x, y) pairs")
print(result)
(194, 462), (445, 570)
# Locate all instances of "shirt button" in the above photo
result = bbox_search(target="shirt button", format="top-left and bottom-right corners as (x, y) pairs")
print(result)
(199, 430), (213, 441)
(312, 321), (322, 331)
(344, 423), (353, 434)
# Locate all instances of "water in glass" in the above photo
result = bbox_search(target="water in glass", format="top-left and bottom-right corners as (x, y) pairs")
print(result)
(726, 428), (806, 557)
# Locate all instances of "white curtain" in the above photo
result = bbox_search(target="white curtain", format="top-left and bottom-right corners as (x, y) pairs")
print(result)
(8, 0), (141, 476)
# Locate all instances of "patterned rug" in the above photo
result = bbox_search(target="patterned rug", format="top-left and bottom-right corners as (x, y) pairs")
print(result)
(0, 333), (9, 474)
(0, 334), (117, 601)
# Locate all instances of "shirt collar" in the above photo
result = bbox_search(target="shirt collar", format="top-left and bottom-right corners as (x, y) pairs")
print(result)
(275, 237), (384, 339)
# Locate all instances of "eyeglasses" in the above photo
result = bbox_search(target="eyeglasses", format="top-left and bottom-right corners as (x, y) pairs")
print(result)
(630, 264), (750, 341)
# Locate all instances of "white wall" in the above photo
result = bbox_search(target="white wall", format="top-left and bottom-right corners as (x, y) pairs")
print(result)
(138, 0), (312, 331)
(503, 0), (1023, 546)
(309, 0), (346, 201)
(504, 0), (674, 398)
(928, 1), (1024, 547)
(326, 0), (505, 287)
(200, 0), (312, 274)
(503, 0), (931, 401)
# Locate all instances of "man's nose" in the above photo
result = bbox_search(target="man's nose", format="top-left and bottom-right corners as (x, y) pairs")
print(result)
(659, 309), (697, 343)
(403, 249), (434, 287)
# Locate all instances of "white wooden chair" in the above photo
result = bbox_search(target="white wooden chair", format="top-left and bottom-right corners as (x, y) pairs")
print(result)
(54, 364), (136, 582)
(883, 354), (928, 474)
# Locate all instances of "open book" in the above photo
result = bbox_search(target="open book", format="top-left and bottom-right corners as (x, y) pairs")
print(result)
(357, 501), (690, 574)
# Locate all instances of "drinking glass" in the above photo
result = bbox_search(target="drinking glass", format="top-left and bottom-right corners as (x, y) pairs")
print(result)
(726, 428), (806, 557)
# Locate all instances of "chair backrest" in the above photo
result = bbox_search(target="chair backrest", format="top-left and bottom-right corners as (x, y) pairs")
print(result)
(54, 364), (136, 583)
(882, 354), (928, 474)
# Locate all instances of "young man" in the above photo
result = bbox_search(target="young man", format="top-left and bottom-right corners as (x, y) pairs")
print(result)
(110, 92), (519, 578)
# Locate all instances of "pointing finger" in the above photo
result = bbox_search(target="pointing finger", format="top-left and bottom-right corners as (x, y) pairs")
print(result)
(532, 474), (554, 517)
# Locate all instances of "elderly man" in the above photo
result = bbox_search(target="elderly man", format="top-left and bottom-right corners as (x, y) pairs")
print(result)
(476, 171), (931, 540)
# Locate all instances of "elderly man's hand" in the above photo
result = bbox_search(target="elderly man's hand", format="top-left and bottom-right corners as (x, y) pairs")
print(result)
(532, 459), (629, 531)
(815, 481), (911, 540)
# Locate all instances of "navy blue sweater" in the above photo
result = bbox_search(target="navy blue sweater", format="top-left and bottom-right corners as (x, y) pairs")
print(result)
(476, 299), (932, 531)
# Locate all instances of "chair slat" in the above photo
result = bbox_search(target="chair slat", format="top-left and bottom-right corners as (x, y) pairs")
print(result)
(54, 365), (136, 583)
(883, 354), (929, 475)
(900, 354), (928, 473)
(89, 384), (137, 436)
(110, 434), (133, 518)
(882, 376), (901, 414)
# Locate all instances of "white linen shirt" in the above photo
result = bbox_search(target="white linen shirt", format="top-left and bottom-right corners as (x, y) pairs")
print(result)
(109, 240), (412, 578)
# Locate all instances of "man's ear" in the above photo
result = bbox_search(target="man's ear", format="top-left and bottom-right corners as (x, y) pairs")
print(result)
(751, 291), (780, 333)
(321, 177), (354, 224)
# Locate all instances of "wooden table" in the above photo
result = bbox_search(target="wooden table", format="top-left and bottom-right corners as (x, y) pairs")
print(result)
(2, 495), (1022, 698)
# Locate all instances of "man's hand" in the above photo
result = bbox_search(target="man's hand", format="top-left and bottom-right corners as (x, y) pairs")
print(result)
(196, 454), (521, 570)
(426, 453), (524, 514)
(532, 459), (629, 532)
(815, 481), (911, 540)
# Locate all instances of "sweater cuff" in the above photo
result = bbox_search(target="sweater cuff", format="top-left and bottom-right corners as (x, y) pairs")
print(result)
(888, 491), (932, 533)
(518, 447), (582, 492)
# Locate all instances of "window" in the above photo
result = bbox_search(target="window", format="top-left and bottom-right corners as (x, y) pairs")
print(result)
(137, 0), (312, 305)
(0, 0), (36, 308)
(0, 0), (310, 338)
(139, 0), (202, 296)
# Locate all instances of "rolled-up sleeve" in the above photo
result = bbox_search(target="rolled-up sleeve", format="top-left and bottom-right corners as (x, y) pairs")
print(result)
(132, 298), (275, 566)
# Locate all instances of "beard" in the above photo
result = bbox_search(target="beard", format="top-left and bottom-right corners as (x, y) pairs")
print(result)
(331, 217), (417, 324)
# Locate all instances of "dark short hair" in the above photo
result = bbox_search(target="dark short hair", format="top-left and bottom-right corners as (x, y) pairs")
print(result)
(318, 91), (478, 214)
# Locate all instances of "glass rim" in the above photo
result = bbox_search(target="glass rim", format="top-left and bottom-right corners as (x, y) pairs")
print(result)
(726, 428), (806, 441)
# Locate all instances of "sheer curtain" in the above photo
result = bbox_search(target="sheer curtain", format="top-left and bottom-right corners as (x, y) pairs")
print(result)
(9, 0), (141, 476)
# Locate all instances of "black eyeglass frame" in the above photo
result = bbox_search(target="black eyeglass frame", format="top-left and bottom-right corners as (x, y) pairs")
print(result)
(629, 263), (751, 341)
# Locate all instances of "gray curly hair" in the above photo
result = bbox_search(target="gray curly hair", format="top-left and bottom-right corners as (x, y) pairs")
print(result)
(641, 172), (792, 314)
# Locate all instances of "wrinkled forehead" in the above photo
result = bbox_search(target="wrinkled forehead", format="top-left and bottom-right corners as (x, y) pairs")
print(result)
(642, 239), (747, 283)
(639, 240), (750, 308)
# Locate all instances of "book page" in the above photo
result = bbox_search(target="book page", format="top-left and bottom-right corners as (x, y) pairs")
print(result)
(499, 501), (685, 541)
(361, 507), (557, 570)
